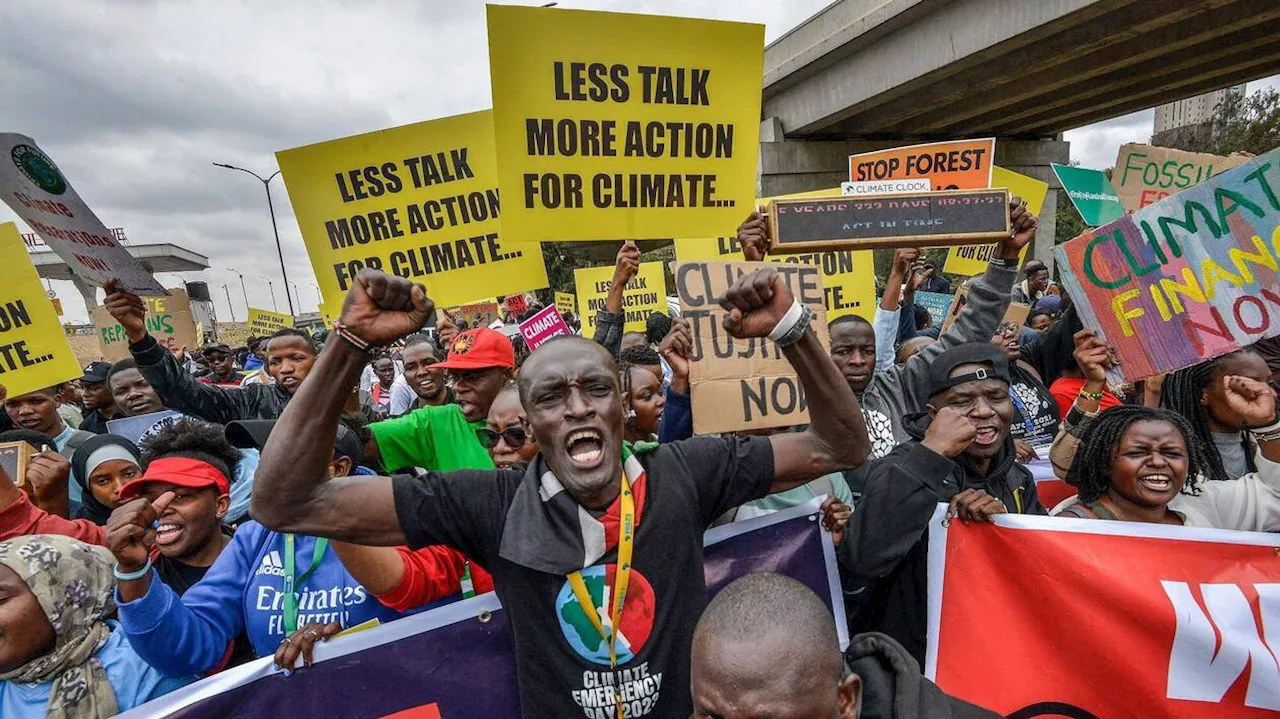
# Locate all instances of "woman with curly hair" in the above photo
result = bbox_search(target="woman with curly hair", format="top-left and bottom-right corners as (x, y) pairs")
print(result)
(1054, 375), (1280, 529)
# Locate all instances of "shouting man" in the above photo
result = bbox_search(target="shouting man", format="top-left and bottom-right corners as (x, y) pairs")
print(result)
(250, 268), (870, 718)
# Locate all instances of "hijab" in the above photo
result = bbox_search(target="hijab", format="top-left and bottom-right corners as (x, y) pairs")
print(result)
(0, 535), (119, 719)
(70, 435), (142, 525)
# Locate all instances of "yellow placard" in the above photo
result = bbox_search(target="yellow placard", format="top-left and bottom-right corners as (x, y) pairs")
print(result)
(943, 166), (1047, 276)
(50, 298), (63, 316)
(0, 223), (82, 396)
(246, 307), (294, 336)
(319, 296), (344, 328)
(673, 187), (876, 320)
(276, 110), (549, 309)
(575, 261), (664, 335)
(487, 5), (764, 243)
(554, 292), (576, 317)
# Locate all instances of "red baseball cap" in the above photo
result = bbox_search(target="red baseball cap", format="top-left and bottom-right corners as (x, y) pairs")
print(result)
(430, 328), (515, 371)
(118, 457), (231, 501)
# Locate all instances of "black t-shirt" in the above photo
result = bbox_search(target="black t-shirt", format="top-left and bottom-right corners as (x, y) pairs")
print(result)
(1007, 366), (1059, 448)
(392, 436), (775, 719)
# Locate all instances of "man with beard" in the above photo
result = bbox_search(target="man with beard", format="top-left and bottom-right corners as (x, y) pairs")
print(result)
(839, 343), (1046, 665)
(250, 266), (870, 718)
(389, 336), (451, 417)
(104, 280), (318, 422)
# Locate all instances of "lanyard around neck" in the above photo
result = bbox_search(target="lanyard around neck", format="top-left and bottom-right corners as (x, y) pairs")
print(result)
(566, 472), (635, 719)
(283, 534), (329, 636)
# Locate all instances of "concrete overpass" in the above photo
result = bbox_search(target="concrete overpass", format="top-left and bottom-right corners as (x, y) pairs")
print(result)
(758, 0), (1280, 264)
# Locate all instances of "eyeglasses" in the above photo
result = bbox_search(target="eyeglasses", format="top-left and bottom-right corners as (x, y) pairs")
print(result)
(476, 426), (527, 450)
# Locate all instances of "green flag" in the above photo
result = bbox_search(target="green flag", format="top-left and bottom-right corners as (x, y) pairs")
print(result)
(1051, 163), (1126, 227)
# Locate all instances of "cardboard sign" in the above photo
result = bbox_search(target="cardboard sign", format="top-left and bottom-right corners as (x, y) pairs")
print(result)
(676, 260), (828, 434)
(575, 261), (665, 334)
(245, 307), (293, 336)
(913, 291), (955, 328)
(1112, 143), (1251, 213)
(939, 284), (1029, 335)
(0, 223), (84, 395)
(554, 292), (576, 317)
(276, 111), (549, 310)
(943, 166), (1047, 276)
(518, 305), (571, 350)
(448, 300), (501, 330)
(0, 134), (165, 296)
(675, 187), (876, 321)
(1051, 163), (1126, 227)
(767, 189), (1009, 252)
(1054, 148), (1280, 382)
(927, 508), (1280, 717)
(502, 294), (528, 318)
(487, 5), (764, 243)
(107, 410), (186, 446)
(92, 288), (198, 362)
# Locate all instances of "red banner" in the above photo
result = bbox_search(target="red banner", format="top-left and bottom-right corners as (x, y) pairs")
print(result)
(926, 508), (1280, 717)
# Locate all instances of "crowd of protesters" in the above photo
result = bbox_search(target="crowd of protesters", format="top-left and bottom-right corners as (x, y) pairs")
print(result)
(0, 195), (1277, 719)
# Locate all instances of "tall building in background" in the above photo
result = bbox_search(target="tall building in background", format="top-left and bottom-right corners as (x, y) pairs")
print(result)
(1152, 85), (1246, 145)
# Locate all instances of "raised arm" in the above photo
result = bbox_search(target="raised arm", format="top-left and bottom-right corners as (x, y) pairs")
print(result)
(104, 280), (256, 424)
(591, 241), (639, 356)
(874, 248), (919, 371)
(717, 269), (871, 489)
(250, 271), (433, 545)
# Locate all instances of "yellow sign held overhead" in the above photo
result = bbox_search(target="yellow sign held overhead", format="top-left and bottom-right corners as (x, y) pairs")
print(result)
(246, 308), (294, 337)
(487, 5), (764, 243)
(943, 166), (1047, 276)
(0, 223), (82, 396)
(277, 110), (549, 310)
(575, 261), (664, 335)
(555, 292), (576, 318)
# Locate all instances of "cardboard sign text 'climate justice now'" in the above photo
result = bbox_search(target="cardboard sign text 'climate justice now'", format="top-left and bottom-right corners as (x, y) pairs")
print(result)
(766, 189), (1009, 252)
(676, 260), (828, 434)
(1055, 147), (1280, 381)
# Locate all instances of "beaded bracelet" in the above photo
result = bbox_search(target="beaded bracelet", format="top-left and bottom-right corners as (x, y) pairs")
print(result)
(333, 321), (381, 355)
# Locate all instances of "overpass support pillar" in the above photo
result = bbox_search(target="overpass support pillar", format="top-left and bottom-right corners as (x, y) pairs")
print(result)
(757, 129), (1070, 272)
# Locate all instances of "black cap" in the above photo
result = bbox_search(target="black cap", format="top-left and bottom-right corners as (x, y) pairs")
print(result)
(82, 362), (113, 383)
(926, 343), (1010, 398)
(225, 419), (364, 467)
(203, 342), (232, 355)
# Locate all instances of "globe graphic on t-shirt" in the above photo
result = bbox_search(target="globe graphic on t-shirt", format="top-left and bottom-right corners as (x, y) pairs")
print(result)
(555, 563), (656, 666)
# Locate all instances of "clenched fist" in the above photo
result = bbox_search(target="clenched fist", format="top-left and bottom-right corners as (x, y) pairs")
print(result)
(718, 268), (797, 340)
(340, 270), (435, 346)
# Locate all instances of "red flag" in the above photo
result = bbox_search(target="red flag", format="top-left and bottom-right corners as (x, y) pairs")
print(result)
(926, 507), (1280, 717)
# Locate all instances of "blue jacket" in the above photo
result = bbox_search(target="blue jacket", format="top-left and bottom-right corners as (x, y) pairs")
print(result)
(0, 622), (194, 717)
(117, 521), (403, 676)
(658, 386), (692, 443)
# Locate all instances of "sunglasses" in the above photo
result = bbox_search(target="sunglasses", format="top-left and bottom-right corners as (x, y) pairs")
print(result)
(476, 426), (527, 450)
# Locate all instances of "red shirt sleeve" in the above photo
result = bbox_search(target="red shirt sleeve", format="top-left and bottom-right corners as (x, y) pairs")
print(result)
(374, 545), (494, 612)
(0, 493), (106, 545)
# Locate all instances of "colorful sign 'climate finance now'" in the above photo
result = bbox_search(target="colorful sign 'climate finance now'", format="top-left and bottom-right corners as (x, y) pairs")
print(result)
(1055, 148), (1280, 381)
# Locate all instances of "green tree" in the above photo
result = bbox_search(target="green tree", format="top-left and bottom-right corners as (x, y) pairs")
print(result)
(1161, 88), (1280, 156)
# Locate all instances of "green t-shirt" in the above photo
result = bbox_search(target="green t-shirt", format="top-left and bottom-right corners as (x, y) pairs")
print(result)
(370, 403), (494, 473)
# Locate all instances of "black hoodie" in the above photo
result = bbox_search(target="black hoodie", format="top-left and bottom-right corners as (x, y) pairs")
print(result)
(838, 412), (1046, 664)
(846, 633), (1002, 718)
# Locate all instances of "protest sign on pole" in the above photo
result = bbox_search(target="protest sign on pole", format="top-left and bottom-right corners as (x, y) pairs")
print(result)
(1112, 143), (1251, 213)
(554, 291), (576, 317)
(913, 291), (955, 328)
(1051, 163), (1126, 226)
(674, 187), (876, 321)
(766, 189), (1010, 252)
(487, 5), (764, 243)
(276, 111), (549, 311)
(124, 501), (844, 719)
(676, 260), (828, 434)
(1054, 148), (1280, 382)
(0, 223), (83, 396)
(518, 305), (571, 350)
(92, 288), (198, 362)
(0, 134), (165, 295)
(245, 307), (294, 337)
(574, 261), (664, 335)
(502, 293), (528, 318)
(943, 166), (1046, 275)
(927, 507), (1280, 717)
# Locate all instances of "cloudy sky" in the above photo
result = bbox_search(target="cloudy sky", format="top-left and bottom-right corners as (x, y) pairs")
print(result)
(1, 1), (1274, 324)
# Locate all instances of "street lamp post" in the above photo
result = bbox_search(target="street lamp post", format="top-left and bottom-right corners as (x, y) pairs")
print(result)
(261, 277), (278, 311)
(227, 268), (250, 315)
(223, 285), (236, 322)
(289, 282), (302, 312)
(213, 163), (296, 315)
(311, 283), (323, 303)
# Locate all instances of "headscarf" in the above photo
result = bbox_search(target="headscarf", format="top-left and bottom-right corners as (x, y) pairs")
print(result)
(0, 535), (119, 719)
(70, 435), (142, 525)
